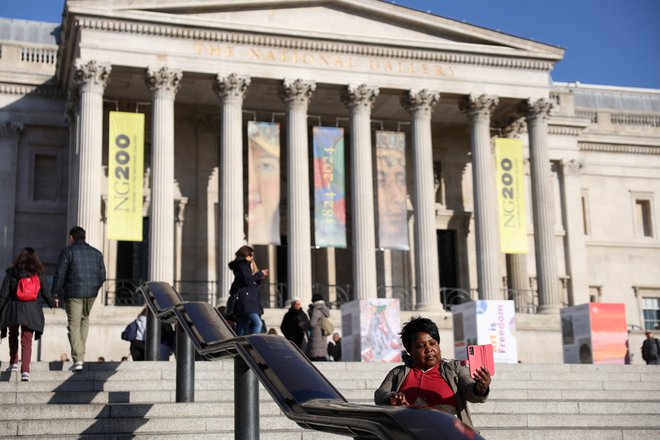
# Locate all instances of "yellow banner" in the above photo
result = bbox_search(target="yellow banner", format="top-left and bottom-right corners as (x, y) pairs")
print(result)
(495, 138), (528, 254)
(107, 112), (145, 241)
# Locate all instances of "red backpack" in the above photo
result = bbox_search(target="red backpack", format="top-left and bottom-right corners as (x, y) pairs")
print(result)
(16, 275), (40, 301)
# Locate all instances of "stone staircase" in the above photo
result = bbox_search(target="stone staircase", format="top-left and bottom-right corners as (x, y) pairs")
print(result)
(0, 360), (658, 439)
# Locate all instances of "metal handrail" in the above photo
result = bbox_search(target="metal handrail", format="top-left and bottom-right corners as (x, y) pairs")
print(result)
(109, 278), (548, 314)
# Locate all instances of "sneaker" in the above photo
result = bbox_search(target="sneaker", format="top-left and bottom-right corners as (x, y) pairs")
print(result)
(71, 361), (84, 372)
(21, 372), (29, 382)
(6, 363), (18, 372)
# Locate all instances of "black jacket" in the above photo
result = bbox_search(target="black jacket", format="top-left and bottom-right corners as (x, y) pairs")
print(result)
(52, 241), (106, 299)
(0, 268), (56, 339)
(280, 307), (310, 348)
(228, 258), (265, 317)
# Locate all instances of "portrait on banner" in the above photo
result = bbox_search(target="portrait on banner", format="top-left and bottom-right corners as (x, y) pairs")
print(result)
(375, 131), (409, 250)
(247, 121), (281, 245)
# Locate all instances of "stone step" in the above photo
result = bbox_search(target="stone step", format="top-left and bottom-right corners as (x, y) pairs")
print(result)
(1, 399), (657, 421)
(1, 409), (657, 437)
(11, 360), (660, 375)
(0, 415), (303, 437)
(1, 361), (657, 439)
(0, 431), (345, 440)
(4, 387), (659, 405)
(7, 430), (658, 440)
(473, 413), (660, 428)
(480, 429), (660, 440)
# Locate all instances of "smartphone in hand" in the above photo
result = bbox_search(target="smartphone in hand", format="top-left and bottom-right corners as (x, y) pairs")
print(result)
(467, 344), (495, 377)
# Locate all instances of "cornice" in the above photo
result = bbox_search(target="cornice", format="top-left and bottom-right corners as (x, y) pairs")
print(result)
(579, 143), (660, 155)
(73, 17), (554, 71)
(586, 240), (660, 250)
(0, 83), (65, 98)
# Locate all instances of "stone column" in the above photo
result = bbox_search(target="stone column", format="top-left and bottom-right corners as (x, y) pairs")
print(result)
(560, 159), (589, 306)
(65, 90), (80, 235)
(72, 60), (111, 250)
(344, 84), (379, 300)
(214, 73), (251, 300)
(282, 79), (316, 305)
(524, 99), (561, 313)
(462, 95), (501, 300)
(193, 116), (220, 302)
(175, 197), (188, 287)
(403, 90), (442, 311)
(146, 66), (182, 285)
(0, 121), (23, 267)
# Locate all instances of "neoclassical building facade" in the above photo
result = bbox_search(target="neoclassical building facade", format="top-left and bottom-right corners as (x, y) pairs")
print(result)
(1, 0), (659, 334)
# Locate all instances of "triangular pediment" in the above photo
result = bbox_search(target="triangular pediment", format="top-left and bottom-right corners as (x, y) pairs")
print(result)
(65, 0), (563, 61)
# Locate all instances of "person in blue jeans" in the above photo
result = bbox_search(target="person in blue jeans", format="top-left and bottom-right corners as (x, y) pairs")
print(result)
(228, 246), (268, 336)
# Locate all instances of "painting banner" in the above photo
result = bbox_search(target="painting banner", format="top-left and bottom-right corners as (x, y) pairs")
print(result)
(247, 121), (281, 245)
(313, 127), (346, 248)
(375, 131), (409, 250)
(107, 111), (144, 241)
(495, 138), (528, 254)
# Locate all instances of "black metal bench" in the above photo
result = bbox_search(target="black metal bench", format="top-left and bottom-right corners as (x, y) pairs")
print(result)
(138, 281), (483, 440)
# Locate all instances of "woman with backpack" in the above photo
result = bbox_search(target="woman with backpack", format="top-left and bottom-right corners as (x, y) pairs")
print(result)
(0, 247), (57, 381)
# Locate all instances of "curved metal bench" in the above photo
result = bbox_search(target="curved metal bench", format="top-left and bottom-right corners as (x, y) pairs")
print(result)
(139, 281), (483, 440)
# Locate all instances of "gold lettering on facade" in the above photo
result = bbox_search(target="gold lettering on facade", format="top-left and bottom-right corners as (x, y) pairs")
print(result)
(195, 44), (235, 58)
(303, 54), (314, 64)
(195, 44), (453, 78)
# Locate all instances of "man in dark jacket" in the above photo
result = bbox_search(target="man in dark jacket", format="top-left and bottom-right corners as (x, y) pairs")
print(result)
(51, 226), (106, 371)
(280, 298), (309, 348)
(641, 330), (660, 365)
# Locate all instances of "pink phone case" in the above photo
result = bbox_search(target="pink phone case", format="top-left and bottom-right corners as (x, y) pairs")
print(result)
(467, 344), (495, 377)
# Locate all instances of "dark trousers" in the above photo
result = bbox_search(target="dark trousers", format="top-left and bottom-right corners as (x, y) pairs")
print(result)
(130, 340), (145, 361)
(8, 324), (34, 373)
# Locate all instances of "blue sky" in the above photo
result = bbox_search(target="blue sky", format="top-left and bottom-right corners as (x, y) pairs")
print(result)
(1, 0), (659, 89)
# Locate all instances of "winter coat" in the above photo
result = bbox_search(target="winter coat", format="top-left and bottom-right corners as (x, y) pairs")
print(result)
(0, 268), (56, 340)
(306, 300), (330, 359)
(228, 258), (265, 317)
(52, 241), (106, 299)
(280, 307), (310, 348)
(641, 337), (660, 363)
(374, 356), (489, 429)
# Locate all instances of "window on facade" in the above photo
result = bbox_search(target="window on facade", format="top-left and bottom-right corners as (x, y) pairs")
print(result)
(642, 297), (660, 330)
(33, 154), (58, 201)
(634, 199), (653, 237)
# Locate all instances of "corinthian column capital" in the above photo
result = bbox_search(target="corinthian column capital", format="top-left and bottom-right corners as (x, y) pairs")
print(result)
(344, 84), (379, 110)
(0, 121), (23, 140)
(522, 98), (553, 122)
(214, 73), (251, 102)
(146, 66), (183, 97)
(460, 94), (499, 120)
(281, 79), (316, 107)
(73, 60), (111, 93)
(561, 158), (583, 176)
(402, 89), (440, 116)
